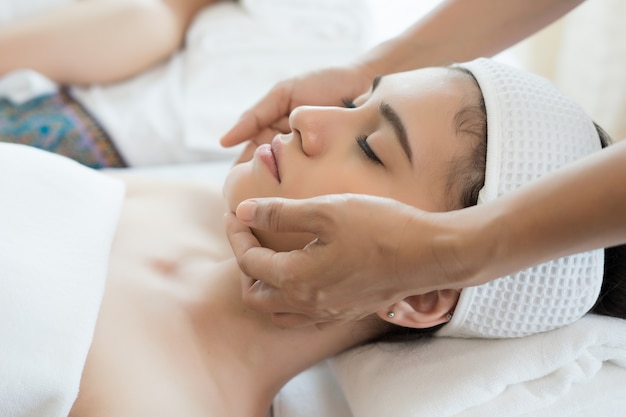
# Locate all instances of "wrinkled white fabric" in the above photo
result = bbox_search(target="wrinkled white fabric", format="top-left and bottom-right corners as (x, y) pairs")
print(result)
(329, 314), (626, 417)
(0, 144), (124, 417)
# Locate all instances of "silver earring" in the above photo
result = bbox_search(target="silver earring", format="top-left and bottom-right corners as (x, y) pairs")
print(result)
(387, 311), (395, 319)
(446, 313), (453, 321)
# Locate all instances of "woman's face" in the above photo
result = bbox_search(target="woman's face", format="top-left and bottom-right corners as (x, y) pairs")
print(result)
(223, 67), (478, 251)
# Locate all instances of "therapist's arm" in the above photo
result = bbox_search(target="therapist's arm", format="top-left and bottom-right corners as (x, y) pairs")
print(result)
(0, 0), (217, 85)
(226, 139), (626, 328)
(356, 0), (584, 76)
(221, 0), (585, 150)
(473, 139), (626, 284)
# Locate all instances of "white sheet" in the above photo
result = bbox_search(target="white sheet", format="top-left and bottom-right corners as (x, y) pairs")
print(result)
(329, 314), (626, 417)
(274, 315), (626, 417)
(0, 144), (125, 417)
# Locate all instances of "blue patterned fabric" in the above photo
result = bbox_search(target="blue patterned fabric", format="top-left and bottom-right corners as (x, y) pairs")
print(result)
(0, 89), (126, 168)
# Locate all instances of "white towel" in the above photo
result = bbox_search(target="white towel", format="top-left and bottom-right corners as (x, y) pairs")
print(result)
(0, 144), (125, 417)
(328, 314), (626, 417)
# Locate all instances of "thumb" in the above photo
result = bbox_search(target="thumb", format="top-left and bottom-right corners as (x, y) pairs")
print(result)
(236, 197), (333, 235)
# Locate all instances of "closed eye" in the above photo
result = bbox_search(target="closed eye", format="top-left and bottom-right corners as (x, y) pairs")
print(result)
(356, 135), (383, 166)
(344, 99), (382, 165)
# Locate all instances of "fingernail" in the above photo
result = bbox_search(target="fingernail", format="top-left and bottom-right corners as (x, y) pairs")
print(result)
(237, 200), (257, 222)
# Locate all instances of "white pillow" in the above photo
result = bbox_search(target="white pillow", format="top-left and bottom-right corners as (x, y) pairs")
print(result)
(329, 315), (626, 417)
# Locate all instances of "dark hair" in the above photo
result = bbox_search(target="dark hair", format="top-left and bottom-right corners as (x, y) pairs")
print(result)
(446, 70), (487, 211)
(374, 74), (625, 344)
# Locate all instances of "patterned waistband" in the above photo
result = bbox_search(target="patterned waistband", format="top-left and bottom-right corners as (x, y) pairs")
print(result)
(0, 88), (126, 169)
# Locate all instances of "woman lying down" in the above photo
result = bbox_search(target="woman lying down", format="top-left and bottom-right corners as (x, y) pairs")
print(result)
(10, 58), (626, 417)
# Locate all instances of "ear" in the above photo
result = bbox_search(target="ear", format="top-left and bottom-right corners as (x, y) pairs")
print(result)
(377, 290), (459, 329)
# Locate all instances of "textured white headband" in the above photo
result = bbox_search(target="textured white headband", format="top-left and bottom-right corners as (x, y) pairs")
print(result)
(437, 58), (604, 338)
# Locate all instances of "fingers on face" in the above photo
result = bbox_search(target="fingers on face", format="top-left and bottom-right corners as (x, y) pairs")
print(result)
(224, 211), (260, 255)
(220, 78), (294, 147)
(239, 196), (334, 236)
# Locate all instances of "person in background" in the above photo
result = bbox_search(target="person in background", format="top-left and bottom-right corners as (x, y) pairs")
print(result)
(220, 0), (626, 329)
(1, 0), (368, 169)
(0, 0), (231, 168)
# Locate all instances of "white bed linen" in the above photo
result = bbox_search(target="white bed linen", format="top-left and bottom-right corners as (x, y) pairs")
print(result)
(331, 314), (626, 417)
(0, 144), (125, 417)
(274, 315), (626, 417)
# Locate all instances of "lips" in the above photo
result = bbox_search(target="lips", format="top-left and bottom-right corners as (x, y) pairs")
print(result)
(255, 136), (282, 182)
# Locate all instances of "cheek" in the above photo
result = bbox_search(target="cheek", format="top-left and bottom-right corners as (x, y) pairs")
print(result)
(284, 165), (376, 199)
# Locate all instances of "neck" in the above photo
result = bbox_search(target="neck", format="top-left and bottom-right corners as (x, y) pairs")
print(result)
(192, 259), (385, 417)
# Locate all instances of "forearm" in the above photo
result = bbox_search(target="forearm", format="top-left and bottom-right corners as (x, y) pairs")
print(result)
(460, 139), (626, 287)
(0, 0), (211, 85)
(355, 0), (584, 77)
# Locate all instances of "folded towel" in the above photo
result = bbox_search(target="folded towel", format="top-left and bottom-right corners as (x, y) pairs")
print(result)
(0, 144), (124, 417)
(329, 314), (626, 417)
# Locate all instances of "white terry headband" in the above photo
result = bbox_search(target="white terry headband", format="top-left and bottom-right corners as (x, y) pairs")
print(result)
(437, 58), (604, 338)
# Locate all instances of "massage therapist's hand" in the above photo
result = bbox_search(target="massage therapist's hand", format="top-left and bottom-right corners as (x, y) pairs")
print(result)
(220, 65), (375, 163)
(225, 194), (490, 328)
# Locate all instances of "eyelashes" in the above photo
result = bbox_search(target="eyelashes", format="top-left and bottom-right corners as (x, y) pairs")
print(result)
(356, 135), (383, 166)
(343, 98), (383, 166)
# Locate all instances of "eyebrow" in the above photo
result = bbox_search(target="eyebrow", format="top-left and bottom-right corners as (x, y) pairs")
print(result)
(370, 75), (412, 163)
(379, 101), (412, 163)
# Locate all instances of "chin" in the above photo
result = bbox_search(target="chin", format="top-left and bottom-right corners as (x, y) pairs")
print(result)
(223, 162), (316, 252)
(222, 163), (252, 213)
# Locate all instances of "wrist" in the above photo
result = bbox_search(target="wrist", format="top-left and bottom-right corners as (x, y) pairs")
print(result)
(427, 205), (502, 290)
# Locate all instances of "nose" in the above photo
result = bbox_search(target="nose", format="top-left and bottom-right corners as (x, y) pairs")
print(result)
(289, 106), (339, 157)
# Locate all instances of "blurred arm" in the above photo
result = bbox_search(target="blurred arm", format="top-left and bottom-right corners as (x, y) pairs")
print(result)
(356, 0), (585, 77)
(0, 0), (220, 85)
